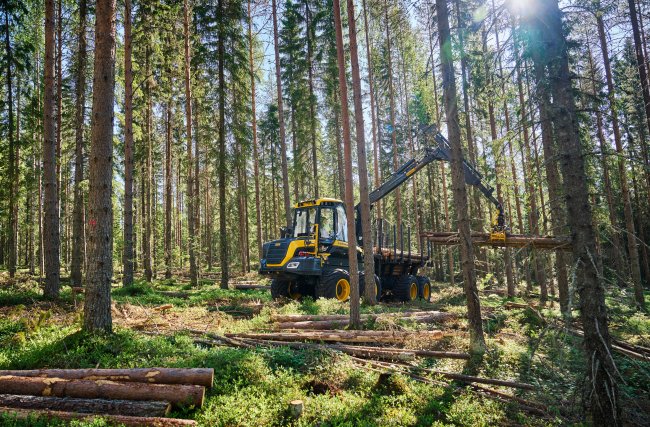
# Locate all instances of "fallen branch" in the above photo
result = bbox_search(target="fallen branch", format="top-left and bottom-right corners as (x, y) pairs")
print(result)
(270, 311), (457, 323)
(0, 375), (205, 407)
(0, 368), (213, 388)
(226, 330), (444, 344)
(0, 406), (196, 426)
(0, 394), (170, 417)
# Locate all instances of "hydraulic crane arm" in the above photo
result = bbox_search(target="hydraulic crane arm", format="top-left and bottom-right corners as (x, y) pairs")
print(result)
(356, 125), (506, 237)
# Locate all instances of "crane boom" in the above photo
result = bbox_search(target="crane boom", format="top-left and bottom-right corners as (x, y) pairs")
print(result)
(356, 125), (506, 238)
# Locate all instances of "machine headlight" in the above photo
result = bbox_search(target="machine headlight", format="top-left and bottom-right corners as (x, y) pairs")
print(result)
(287, 262), (300, 269)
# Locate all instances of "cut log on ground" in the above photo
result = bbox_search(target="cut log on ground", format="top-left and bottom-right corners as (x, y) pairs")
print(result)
(270, 311), (457, 323)
(0, 406), (196, 426)
(422, 231), (572, 251)
(275, 314), (456, 330)
(226, 330), (444, 344)
(239, 338), (470, 361)
(0, 394), (170, 417)
(0, 368), (214, 388)
(0, 375), (205, 407)
(234, 284), (271, 290)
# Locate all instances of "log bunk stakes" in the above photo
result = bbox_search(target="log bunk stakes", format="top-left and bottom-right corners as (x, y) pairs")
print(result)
(0, 368), (213, 426)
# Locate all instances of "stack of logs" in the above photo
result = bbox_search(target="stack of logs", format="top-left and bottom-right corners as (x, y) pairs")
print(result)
(0, 368), (214, 426)
(421, 231), (572, 251)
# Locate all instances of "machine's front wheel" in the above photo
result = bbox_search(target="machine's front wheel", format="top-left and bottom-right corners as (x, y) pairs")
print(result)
(317, 269), (351, 301)
(394, 275), (418, 302)
(271, 278), (290, 299)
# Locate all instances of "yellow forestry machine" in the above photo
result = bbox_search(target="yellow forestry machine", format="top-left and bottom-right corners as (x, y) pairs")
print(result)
(259, 125), (506, 302)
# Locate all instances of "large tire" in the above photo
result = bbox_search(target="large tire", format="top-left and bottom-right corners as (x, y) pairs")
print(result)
(270, 278), (301, 300)
(359, 273), (382, 302)
(271, 278), (288, 299)
(317, 269), (351, 301)
(417, 276), (431, 301)
(394, 275), (418, 302)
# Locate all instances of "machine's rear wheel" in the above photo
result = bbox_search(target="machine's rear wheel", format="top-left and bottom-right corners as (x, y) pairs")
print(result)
(271, 278), (301, 300)
(394, 275), (418, 302)
(360, 273), (382, 302)
(417, 276), (431, 301)
(317, 269), (351, 301)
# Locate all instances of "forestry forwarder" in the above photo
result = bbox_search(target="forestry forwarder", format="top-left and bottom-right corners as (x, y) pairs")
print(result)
(259, 125), (507, 302)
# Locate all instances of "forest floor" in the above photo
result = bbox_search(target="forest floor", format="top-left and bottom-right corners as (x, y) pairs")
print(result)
(0, 270), (649, 426)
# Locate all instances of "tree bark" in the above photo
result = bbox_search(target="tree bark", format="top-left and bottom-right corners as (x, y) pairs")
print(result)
(345, 0), (376, 306)
(0, 376), (204, 408)
(143, 45), (153, 282)
(218, 0), (229, 289)
(165, 101), (173, 279)
(71, 0), (87, 288)
(43, 0), (60, 298)
(122, 0), (135, 287)
(271, 0), (292, 228)
(362, 0), (381, 223)
(332, 0), (360, 328)
(0, 394), (170, 417)
(435, 0), (485, 354)
(0, 407), (196, 427)
(184, 0), (198, 286)
(384, 0), (402, 239)
(83, 0), (117, 333)
(248, 0), (263, 260)
(4, 5), (16, 278)
(0, 368), (213, 387)
(536, 0), (620, 423)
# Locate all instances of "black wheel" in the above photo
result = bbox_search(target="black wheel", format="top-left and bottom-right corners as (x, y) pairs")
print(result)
(360, 272), (382, 302)
(394, 275), (418, 302)
(271, 278), (301, 300)
(317, 269), (351, 301)
(417, 276), (431, 301)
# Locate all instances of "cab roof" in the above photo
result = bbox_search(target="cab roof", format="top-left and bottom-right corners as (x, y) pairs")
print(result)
(294, 198), (344, 208)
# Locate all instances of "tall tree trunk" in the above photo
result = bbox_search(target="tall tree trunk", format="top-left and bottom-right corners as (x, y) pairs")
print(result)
(538, 0), (621, 422)
(84, 0), (117, 333)
(248, 0), (263, 260)
(384, 0), (401, 238)
(122, 0), (135, 287)
(164, 102), (173, 279)
(513, 33), (546, 302)
(436, 0), (485, 354)
(345, 0), (376, 306)
(487, 10), (515, 296)
(4, 5), (16, 278)
(596, 12), (644, 308)
(71, 0), (87, 288)
(627, 0), (650, 138)
(56, 0), (62, 211)
(531, 37), (569, 313)
(143, 46), (153, 282)
(183, 0), (198, 286)
(304, 2), (318, 199)
(218, 0), (229, 289)
(454, 0), (486, 275)
(332, 0), (360, 328)
(271, 0), (292, 227)
(362, 0), (380, 222)
(333, 91), (345, 201)
(43, 0), (60, 298)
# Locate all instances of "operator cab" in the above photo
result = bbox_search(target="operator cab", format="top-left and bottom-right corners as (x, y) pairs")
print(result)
(287, 198), (348, 245)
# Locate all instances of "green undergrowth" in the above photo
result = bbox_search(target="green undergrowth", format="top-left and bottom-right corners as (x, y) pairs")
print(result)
(1, 272), (649, 426)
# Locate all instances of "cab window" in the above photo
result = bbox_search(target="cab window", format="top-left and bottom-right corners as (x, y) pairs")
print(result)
(293, 207), (316, 237)
(335, 205), (348, 242)
(319, 207), (335, 241)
